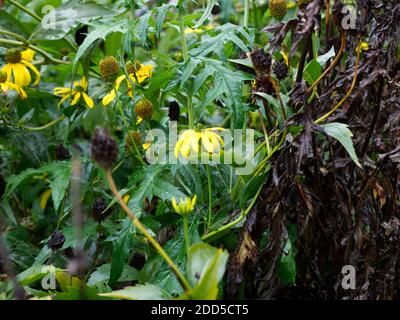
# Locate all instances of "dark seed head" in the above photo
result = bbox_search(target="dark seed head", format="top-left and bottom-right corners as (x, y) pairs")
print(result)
(55, 144), (71, 161)
(0, 175), (5, 199)
(99, 56), (120, 82)
(273, 62), (289, 80)
(134, 99), (154, 120)
(5, 49), (22, 64)
(254, 76), (274, 94)
(92, 197), (112, 222)
(47, 230), (66, 251)
(91, 128), (119, 170)
(125, 131), (142, 154)
(168, 101), (180, 121)
(250, 48), (272, 74)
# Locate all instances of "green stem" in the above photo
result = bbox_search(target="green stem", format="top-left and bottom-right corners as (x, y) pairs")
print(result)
(244, 0), (250, 28)
(21, 116), (65, 131)
(105, 170), (191, 291)
(0, 30), (27, 43)
(183, 215), (190, 254)
(202, 181), (264, 241)
(0, 38), (68, 65)
(206, 165), (213, 230)
(178, 13), (189, 62)
(6, 0), (41, 21)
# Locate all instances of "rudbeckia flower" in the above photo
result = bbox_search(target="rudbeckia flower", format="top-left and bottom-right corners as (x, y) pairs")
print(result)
(2, 48), (40, 86)
(102, 63), (152, 106)
(54, 77), (94, 108)
(172, 195), (197, 216)
(174, 128), (225, 158)
(0, 70), (27, 99)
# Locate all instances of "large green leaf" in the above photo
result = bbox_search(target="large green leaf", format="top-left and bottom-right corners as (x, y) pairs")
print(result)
(73, 20), (129, 68)
(110, 225), (134, 284)
(31, 0), (115, 40)
(99, 284), (170, 300)
(5, 161), (71, 211)
(88, 264), (139, 287)
(184, 243), (229, 300)
(321, 122), (362, 168)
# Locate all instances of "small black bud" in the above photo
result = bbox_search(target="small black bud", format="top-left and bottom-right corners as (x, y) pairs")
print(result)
(91, 128), (119, 170)
(168, 101), (180, 121)
(92, 198), (112, 222)
(211, 5), (221, 15)
(47, 230), (66, 251)
(55, 144), (71, 161)
(130, 252), (147, 271)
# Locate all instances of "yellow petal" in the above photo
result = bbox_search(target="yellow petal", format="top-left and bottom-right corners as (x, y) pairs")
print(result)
(201, 132), (215, 153)
(115, 75), (127, 88)
(2, 64), (13, 82)
(180, 135), (193, 158)
(102, 89), (116, 106)
(123, 195), (130, 204)
(82, 92), (94, 108)
(71, 92), (81, 105)
(12, 63), (31, 86)
(53, 87), (71, 95)
(143, 143), (151, 150)
(136, 117), (143, 124)
(21, 49), (36, 62)
(171, 198), (180, 213)
(80, 77), (88, 90)
(40, 189), (52, 210)
(58, 93), (71, 107)
(21, 60), (40, 85)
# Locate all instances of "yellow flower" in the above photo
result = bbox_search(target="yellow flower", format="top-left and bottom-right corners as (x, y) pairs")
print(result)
(2, 48), (40, 86)
(172, 195), (197, 215)
(0, 70), (27, 99)
(54, 77), (94, 108)
(174, 128), (225, 159)
(102, 64), (153, 106)
(360, 42), (369, 51)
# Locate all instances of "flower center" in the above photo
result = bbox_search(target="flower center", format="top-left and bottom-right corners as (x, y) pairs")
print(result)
(0, 71), (7, 83)
(75, 85), (85, 92)
(5, 48), (22, 63)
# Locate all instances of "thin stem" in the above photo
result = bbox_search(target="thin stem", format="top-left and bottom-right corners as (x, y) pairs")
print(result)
(206, 165), (213, 230)
(257, 110), (271, 155)
(244, 0), (250, 28)
(6, 0), (41, 21)
(21, 116), (65, 131)
(202, 181), (263, 241)
(314, 40), (362, 124)
(105, 170), (191, 291)
(0, 38), (68, 65)
(0, 30), (27, 43)
(308, 31), (346, 92)
(178, 14), (189, 62)
(182, 215), (190, 254)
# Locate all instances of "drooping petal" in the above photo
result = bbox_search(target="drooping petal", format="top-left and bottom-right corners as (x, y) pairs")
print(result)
(135, 65), (153, 83)
(2, 64), (13, 82)
(201, 132), (215, 154)
(53, 87), (72, 95)
(102, 89), (117, 106)
(71, 92), (81, 105)
(115, 75), (127, 88)
(180, 135), (194, 158)
(12, 63), (31, 86)
(21, 60), (40, 85)
(58, 93), (71, 107)
(82, 92), (94, 108)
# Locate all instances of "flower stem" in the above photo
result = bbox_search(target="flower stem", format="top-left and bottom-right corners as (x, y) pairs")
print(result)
(6, 0), (41, 21)
(21, 116), (65, 131)
(183, 215), (190, 254)
(244, 0), (250, 28)
(105, 170), (191, 291)
(206, 165), (213, 230)
(202, 181), (263, 241)
(314, 40), (362, 124)
(0, 38), (68, 65)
